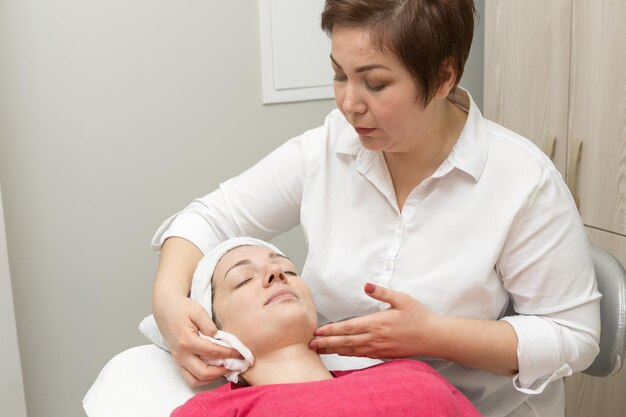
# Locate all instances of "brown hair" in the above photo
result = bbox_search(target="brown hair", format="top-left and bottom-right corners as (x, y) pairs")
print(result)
(321, 0), (477, 105)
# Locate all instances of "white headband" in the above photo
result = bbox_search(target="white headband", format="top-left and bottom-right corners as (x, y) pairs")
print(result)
(191, 237), (284, 320)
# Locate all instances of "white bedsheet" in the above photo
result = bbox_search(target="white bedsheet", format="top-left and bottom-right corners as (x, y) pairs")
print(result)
(83, 345), (225, 417)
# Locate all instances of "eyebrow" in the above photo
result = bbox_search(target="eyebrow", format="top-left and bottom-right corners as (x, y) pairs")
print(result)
(330, 54), (391, 73)
(222, 252), (293, 281)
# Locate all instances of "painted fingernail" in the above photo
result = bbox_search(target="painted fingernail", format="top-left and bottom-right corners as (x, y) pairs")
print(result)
(309, 341), (320, 350)
(364, 283), (376, 294)
(314, 330), (324, 336)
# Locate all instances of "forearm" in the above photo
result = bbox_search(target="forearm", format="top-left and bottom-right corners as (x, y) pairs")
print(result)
(424, 315), (519, 376)
(152, 237), (203, 309)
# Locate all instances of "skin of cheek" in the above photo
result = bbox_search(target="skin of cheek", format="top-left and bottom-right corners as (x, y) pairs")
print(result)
(213, 283), (319, 352)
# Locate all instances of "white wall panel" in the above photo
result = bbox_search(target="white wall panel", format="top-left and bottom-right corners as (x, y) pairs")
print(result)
(260, 0), (333, 103)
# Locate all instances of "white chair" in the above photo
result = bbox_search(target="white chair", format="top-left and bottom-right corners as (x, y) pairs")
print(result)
(582, 245), (626, 377)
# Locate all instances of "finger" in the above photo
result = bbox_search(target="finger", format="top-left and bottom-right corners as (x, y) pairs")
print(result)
(309, 333), (372, 356)
(189, 304), (217, 337)
(363, 282), (413, 309)
(315, 316), (372, 337)
(179, 365), (202, 387)
(187, 335), (242, 360)
(180, 355), (230, 386)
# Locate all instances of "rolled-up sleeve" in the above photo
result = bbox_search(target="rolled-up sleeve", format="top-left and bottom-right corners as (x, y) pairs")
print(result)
(151, 133), (308, 255)
(498, 166), (601, 394)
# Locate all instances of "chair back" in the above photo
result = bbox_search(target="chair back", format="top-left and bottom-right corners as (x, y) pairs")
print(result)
(583, 245), (626, 377)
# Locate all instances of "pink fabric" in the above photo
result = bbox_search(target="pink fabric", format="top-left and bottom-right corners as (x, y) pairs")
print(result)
(170, 360), (481, 416)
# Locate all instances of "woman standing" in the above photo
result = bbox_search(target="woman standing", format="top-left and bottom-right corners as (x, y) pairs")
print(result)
(151, 1), (600, 416)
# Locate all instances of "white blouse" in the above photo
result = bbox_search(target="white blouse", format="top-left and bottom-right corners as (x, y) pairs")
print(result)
(152, 88), (600, 417)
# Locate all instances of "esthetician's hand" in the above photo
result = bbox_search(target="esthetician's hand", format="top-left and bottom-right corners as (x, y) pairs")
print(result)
(154, 295), (240, 386)
(309, 283), (438, 359)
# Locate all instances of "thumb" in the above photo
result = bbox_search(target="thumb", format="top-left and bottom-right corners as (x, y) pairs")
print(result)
(363, 282), (410, 309)
(190, 305), (217, 337)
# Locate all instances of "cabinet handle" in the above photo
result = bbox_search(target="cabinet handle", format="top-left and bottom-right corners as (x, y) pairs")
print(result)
(542, 137), (556, 159)
(566, 141), (583, 208)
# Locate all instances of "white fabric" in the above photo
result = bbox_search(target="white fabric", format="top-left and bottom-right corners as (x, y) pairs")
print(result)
(198, 330), (253, 382)
(83, 345), (226, 417)
(138, 315), (254, 383)
(151, 87), (601, 417)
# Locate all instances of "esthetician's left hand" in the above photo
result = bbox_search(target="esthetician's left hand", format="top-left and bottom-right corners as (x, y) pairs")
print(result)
(309, 283), (439, 358)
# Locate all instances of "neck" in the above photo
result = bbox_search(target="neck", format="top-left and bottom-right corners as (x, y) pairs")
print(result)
(241, 343), (333, 386)
(386, 97), (466, 174)
(384, 97), (467, 209)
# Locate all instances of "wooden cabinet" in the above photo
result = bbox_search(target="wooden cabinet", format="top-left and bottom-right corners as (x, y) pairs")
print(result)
(484, 0), (572, 175)
(568, 1), (626, 237)
(485, 1), (626, 416)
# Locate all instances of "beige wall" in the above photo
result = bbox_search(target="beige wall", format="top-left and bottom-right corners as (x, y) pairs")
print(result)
(0, 1), (483, 416)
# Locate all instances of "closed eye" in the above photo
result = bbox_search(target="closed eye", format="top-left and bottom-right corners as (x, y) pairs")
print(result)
(285, 271), (298, 276)
(366, 81), (387, 92)
(235, 278), (253, 289)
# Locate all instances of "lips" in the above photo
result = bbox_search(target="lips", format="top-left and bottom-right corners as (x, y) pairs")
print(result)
(354, 127), (375, 135)
(264, 289), (297, 305)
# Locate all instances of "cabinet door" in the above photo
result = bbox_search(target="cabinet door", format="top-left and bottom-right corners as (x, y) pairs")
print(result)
(564, 228), (626, 417)
(484, 0), (571, 175)
(568, 1), (626, 235)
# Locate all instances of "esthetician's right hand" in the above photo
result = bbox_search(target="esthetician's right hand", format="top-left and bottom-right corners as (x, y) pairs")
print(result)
(152, 237), (241, 386)
(154, 294), (240, 386)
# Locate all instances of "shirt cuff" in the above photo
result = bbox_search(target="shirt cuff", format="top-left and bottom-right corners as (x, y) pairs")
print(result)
(501, 315), (573, 394)
(151, 211), (215, 255)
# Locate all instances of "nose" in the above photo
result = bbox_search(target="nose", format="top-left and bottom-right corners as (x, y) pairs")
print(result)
(337, 83), (367, 116)
(263, 263), (287, 287)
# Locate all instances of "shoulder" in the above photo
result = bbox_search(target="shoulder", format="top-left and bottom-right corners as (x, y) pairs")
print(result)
(171, 383), (262, 417)
(334, 360), (478, 413)
(297, 109), (355, 152)
(484, 119), (556, 176)
(286, 109), (359, 176)
(480, 119), (563, 196)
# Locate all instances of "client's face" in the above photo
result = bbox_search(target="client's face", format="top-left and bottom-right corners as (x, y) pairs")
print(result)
(212, 245), (318, 353)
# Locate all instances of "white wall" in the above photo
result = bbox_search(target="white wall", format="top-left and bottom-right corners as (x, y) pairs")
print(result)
(0, 1), (483, 416)
(0, 184), (27, 417)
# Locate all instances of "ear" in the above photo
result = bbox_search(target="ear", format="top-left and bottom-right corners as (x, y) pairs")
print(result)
(434, 58), (458, 100)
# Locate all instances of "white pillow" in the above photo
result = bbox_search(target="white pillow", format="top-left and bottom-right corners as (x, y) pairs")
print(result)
(138, 314), (169, 351)
(82, 345), (225, 417)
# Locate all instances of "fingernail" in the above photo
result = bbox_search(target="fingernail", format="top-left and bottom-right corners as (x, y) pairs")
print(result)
(364, 283), (376, 294)
(314, 330), (324, 336)
(309, 341), (319, 350)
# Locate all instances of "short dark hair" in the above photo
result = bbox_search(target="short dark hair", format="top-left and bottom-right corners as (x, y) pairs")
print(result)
(321, 0), (477, 105)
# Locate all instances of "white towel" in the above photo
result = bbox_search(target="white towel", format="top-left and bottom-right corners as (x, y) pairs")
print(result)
(199, 331), (254, 383)
(138, 315), (254, 383)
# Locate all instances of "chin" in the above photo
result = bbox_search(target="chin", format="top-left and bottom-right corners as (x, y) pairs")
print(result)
(241, 311), (317, 348)
(358, 137), (391, 153)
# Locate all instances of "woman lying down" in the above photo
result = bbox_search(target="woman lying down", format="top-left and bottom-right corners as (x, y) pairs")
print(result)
(163, 237), (480, 417)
